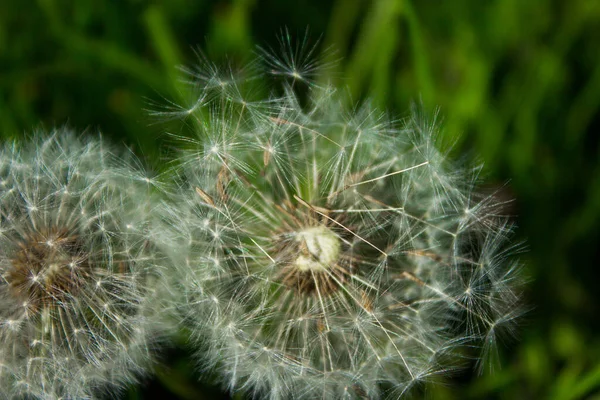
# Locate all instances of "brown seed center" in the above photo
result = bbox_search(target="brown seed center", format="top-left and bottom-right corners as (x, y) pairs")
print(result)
(6, 228), (90, 310)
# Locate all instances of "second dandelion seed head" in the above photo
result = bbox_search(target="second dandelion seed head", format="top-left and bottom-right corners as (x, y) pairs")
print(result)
(0, 130), (170, 399)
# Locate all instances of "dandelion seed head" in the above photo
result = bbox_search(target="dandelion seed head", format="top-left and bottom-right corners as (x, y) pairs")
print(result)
(0, 130), (170, 399)
(157, 34), (524, 399)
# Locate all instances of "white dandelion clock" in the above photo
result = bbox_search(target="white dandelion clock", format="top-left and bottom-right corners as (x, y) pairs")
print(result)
(158, 43), (524, 399)
(0, 130), (169, 399)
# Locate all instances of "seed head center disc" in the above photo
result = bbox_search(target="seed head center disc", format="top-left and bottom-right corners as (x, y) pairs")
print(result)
(294, 226), (340, 272)
(7, 230), (88, 308)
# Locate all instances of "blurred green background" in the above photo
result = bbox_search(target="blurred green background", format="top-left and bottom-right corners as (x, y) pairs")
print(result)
(1, 0), (599, 399)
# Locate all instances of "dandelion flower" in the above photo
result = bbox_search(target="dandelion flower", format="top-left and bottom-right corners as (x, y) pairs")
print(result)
(0, 130), (167, 399)
(158, 44), (523, 399)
